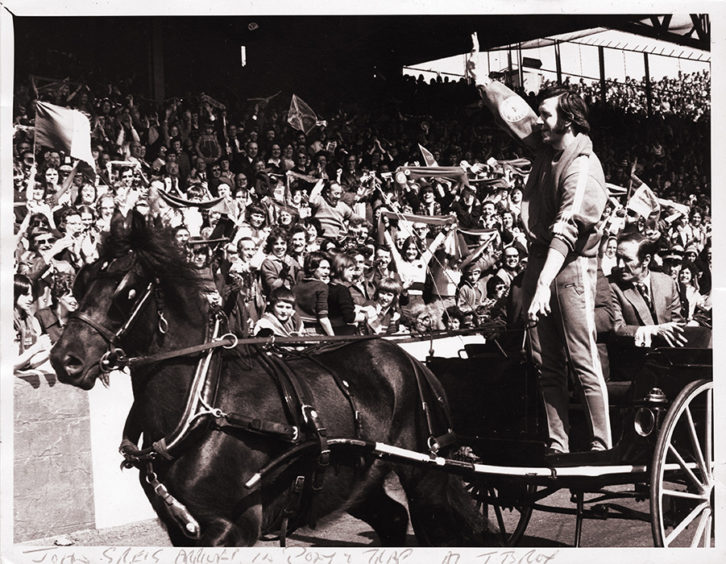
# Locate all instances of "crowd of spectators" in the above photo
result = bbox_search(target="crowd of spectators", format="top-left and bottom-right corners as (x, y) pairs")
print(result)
(551, 69), (711, 122)
(12, 67), (712, 374)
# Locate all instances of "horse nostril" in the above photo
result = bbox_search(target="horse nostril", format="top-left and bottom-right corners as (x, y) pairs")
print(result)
(63, 354), (84, 376)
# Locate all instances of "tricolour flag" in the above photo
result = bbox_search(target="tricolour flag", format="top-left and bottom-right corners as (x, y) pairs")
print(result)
(418, 144), (438, 166)
(34, 101), (95, 169)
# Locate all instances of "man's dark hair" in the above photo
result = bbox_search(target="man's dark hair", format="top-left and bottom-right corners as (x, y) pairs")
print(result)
(618, 231), (656, 263)
(538, 86), (590, 135)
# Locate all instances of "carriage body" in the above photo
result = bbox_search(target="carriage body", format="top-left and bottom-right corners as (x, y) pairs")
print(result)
(419, 337), (714, 547)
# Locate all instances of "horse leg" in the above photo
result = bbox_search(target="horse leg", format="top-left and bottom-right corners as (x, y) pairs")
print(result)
(347, 479), (409, 546)
(395, 466), (487, 546)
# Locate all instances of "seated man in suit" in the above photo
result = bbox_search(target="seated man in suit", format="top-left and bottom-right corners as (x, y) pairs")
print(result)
(608, 231), (688, 379)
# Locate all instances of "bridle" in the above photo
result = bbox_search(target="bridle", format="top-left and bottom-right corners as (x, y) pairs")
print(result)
(69, 255), (167, 373)
(69, 254), (236, 375)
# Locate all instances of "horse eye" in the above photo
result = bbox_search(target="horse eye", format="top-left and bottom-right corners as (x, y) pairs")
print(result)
(127, 289), (137, 301)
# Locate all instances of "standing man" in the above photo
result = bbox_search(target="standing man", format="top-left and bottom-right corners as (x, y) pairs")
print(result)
(469, 51), (611, 455)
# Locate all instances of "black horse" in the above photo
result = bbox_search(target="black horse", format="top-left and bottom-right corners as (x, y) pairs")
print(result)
(50, 213), (488, 547)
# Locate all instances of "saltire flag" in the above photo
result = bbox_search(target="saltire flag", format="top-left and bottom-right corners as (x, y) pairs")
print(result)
(418, 144), (438, 166)
(394, 166), (470, 187)
(288, 94), (326, 134)
(34, 101), (95, 169)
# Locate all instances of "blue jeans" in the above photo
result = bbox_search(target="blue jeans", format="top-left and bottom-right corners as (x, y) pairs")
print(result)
(524, 255), (611, 452)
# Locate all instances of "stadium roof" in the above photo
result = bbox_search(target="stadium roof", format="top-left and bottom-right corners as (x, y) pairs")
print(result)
(490, 15), (710, 61)
(11, 15), (710, 101)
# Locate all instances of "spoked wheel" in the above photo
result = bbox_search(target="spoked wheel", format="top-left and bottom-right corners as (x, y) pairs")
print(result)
(650, 379), (714, 547)
(465, 480), (535, 546)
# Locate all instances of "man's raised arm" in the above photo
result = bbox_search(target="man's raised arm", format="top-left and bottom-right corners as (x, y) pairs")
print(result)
(466, 33), (541, 152)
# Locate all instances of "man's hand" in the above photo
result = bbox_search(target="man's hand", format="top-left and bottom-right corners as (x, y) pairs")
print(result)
(528, 282), (552, 323)
(655, 322), (688, 347)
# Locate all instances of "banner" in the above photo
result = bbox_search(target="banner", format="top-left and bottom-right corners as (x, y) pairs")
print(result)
(157, 189), (224, 210)
(394, 166), (470, 187)
(34, 101), (95, 169)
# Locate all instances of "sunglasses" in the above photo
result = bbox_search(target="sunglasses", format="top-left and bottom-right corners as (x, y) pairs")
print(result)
(35, 237), (56, 245)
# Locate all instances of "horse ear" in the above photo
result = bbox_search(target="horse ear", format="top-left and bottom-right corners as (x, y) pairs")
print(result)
(129, 209), (148, 235)
(109, 209), (131, 240)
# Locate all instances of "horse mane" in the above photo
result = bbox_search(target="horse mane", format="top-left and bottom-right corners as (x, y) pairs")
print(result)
(99, 212), (204, 321)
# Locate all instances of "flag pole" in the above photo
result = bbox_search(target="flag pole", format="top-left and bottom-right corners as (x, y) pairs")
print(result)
(624, 157), (638, 204)
(32, 101), (39, 165)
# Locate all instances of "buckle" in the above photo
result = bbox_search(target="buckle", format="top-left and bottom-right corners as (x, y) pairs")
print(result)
(301, 404), (316, 424)
(292, 475), (305, 493)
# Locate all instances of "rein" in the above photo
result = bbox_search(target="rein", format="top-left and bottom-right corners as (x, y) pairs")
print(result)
(128, 332), (238, 368)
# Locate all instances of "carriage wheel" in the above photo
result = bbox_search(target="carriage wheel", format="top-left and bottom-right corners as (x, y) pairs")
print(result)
(465, 481), (535, 546)
(650, 379), (714, 547)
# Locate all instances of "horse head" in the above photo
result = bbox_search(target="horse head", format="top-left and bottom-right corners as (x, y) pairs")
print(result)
(50, 211), (203, 390)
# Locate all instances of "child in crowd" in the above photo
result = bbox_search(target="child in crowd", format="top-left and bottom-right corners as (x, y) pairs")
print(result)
(254, 287), (303, 337)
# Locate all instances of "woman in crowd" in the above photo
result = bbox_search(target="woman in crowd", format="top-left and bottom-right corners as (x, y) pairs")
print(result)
(14, 274), (52, 373)
(384, 223), (449, 313)
(36, 271), (78, 344)
(327, 253), (367, 335)
(599, 235), (618, 276)
(300, 216), (323, 253)
(441, 305), (465, 331)
(294, 251), (334, 336)
(259, 226), (301, 298)
(74, 181), (98, 207)
(365, 276), (403, 335)
(95, 193), (116, 232)
(677, 261), (706, 325)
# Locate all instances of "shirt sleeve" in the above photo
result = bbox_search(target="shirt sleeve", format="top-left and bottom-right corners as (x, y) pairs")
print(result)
(549, 155), (608, 258)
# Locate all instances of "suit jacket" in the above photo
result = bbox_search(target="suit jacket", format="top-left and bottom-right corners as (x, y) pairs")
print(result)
(609, 271), (684, 339)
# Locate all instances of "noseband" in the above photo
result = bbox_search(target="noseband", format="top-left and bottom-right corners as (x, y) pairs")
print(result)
(70, 257), (165, 373)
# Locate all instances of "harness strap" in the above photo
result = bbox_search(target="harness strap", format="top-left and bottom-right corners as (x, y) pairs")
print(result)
(256, 351), (306, 434)
(71, 311), (119, 343)
(279, 475), (306, 547)
(301, 352), (364, 439)
(268, 355), (330, 468)
(144, 463), (201, 539)
(216, 412), (300, 442)
(404, 353), (456, 455)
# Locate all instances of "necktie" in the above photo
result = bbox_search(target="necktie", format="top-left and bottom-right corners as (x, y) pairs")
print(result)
(637, 283), (656, 321)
